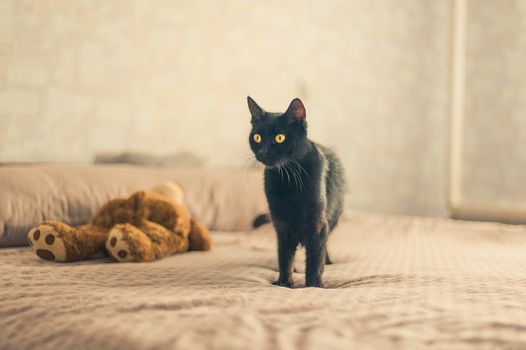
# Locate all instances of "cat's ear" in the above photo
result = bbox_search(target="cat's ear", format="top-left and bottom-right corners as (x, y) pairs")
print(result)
(285, 98), (306, 122)
(247, 96), (265, 121)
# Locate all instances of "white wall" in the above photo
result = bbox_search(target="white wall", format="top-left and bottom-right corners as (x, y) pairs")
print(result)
(463, 0), (526, 205)
(0, 0), (451, 216)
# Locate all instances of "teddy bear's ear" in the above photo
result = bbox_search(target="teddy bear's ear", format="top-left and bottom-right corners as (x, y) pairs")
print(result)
(127, 191), (148, 222)
(150, 182), (185, 205)
(129, 191), (146, 206)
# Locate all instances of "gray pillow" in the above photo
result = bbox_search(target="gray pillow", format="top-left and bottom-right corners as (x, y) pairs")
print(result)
(0, 164), (267, 247)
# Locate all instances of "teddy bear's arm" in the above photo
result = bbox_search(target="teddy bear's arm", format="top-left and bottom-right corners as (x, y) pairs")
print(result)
(106, 220), (190, 262)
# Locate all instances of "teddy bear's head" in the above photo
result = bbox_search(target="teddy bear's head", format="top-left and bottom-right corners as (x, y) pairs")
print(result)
(92, 191), (148, 228)
(150, 181), (185, 206)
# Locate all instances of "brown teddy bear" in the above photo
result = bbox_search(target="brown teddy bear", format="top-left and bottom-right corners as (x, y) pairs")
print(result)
(27, 182), (212, 262)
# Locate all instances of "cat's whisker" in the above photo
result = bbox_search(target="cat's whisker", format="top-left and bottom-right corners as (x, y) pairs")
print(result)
(291, 161), (308, 191)
(251, 159), (262, 171)
(294, 163), (305, 192)
(278, 164), (285, 183)
(240, 155), (259, 177)
(241, 160), (252, 169)
(240, 157), (254, 171)
(280, 164), (290, 186)
(292, 160), (311, 181)
(240, 155), (255, 166)
(283, 163), (293, 187)
(285, 162), (302, 192)
(282, 163), (291, 186)
(297, 165), (306, 191)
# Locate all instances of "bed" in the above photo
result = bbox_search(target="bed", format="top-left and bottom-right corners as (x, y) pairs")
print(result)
(1, 165), (526, 349)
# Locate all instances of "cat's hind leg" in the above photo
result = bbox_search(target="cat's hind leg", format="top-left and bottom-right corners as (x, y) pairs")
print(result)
(305, 221), (329, 288)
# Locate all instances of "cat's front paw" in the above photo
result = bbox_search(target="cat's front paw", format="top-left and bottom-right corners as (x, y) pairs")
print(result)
(305, 279), (324, 288)
(272, 279), (293, 288)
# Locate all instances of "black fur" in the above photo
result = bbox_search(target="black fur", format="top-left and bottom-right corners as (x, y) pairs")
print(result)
(247, 96), (345, 288)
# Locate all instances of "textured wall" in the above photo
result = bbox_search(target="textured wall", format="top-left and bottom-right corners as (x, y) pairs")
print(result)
(0, 0), (451, 216)
(463, 0), (526, 206)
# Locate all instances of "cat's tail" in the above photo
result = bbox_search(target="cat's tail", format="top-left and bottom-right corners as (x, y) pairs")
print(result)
(252, 213), (271, 228)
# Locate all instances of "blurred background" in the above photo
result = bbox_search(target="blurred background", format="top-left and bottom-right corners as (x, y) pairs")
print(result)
(0, 0), (524, 221)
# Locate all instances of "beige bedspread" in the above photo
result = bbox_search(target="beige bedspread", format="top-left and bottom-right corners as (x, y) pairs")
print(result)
(1, 213), (526, 350)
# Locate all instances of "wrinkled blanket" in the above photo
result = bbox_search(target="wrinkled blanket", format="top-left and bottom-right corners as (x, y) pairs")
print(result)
(1, 213), (526, 349)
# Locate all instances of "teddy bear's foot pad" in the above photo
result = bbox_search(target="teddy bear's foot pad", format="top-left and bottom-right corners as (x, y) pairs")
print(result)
(106, 228), (135, 262)
(28, 225), (67, 261)
(106, 224), (156, 263)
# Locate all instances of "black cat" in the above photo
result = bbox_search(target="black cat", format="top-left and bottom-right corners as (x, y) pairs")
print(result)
(247, 96), (345, 288)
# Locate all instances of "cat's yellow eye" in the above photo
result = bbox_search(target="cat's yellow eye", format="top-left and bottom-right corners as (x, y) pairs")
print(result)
(253, 133), (262, 143)
(275, 134), (286, 144)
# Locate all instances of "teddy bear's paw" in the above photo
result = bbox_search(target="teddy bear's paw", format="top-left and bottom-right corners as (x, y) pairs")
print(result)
(106, 224), (155, 262)
(106, 228), (134, 262)
(27, 225), (67, 262)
